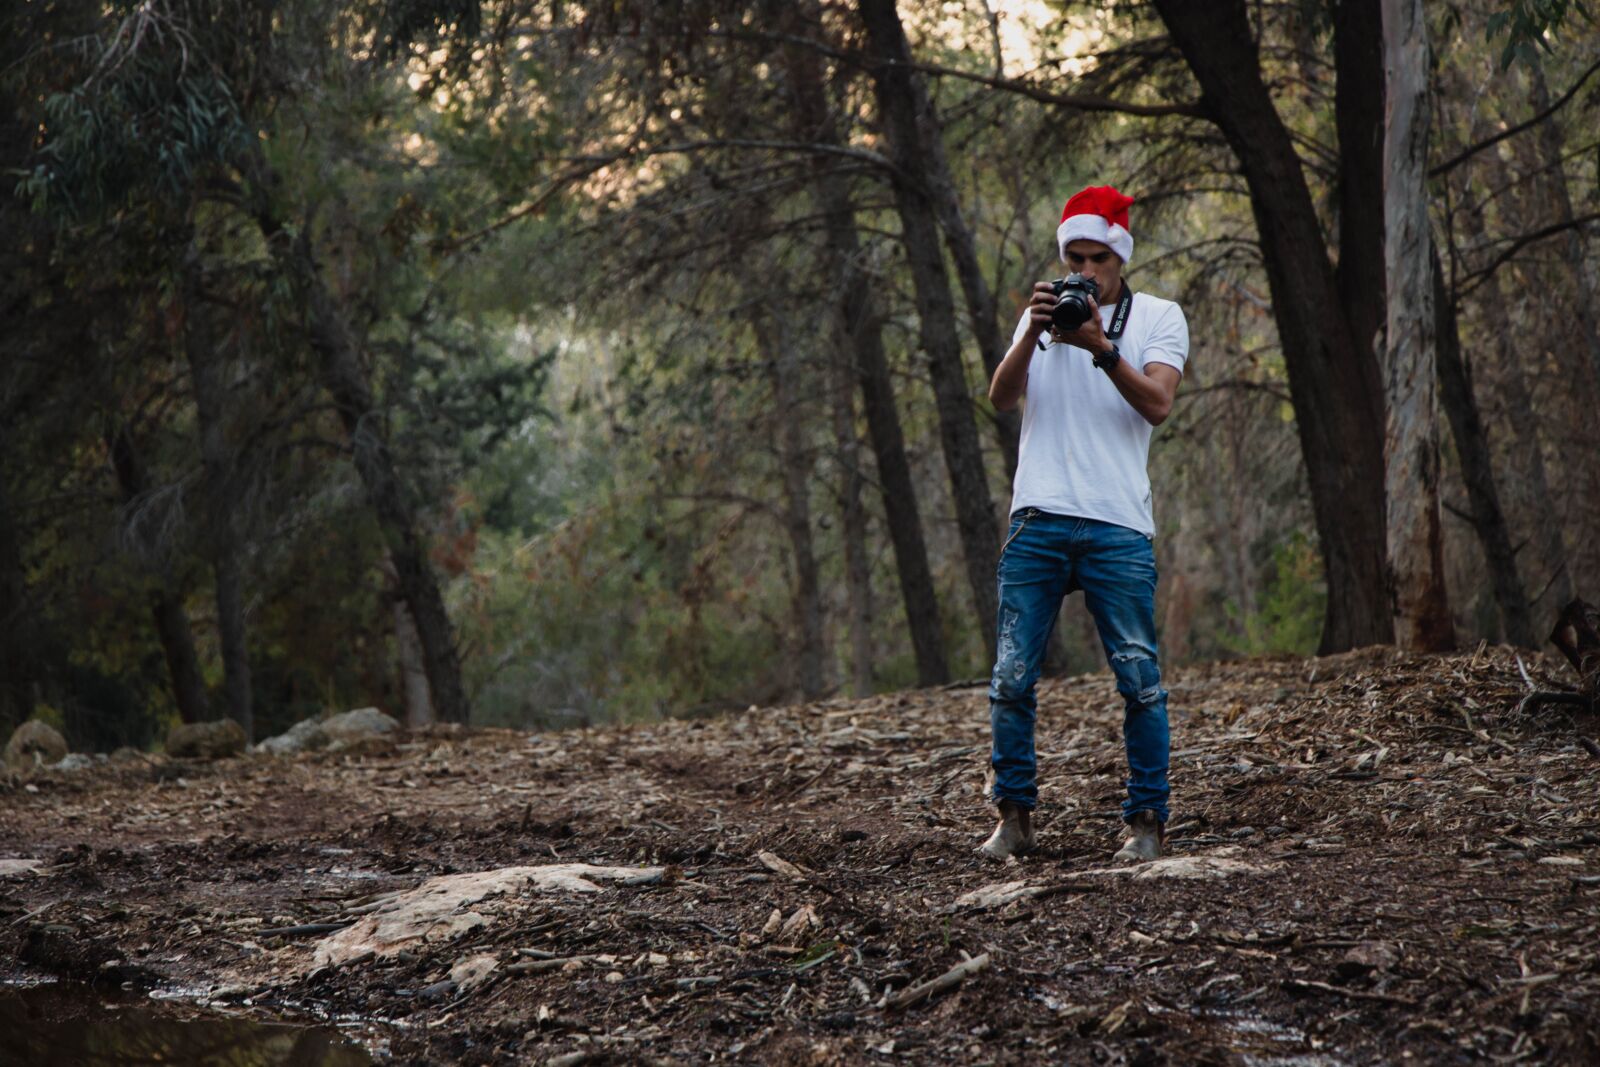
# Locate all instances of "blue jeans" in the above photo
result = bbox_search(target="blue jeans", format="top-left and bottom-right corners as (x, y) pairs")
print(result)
(988, 509), (1170, 823)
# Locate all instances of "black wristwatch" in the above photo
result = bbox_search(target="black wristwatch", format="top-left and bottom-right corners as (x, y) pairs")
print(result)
(1092, 343), (1121, 373)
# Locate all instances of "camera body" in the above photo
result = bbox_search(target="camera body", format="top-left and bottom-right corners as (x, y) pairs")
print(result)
(1048, 273), (1100, 334)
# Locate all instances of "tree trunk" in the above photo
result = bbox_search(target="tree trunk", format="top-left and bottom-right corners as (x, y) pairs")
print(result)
(1527, 63), (1600, 393)
(1380, 0), (1453, 651)
(183, 268), (254, 740)
(381, 550), (436, 727)
(1522, 62), (1600, 590)
(754, 314), (828, 700)
(889, 52), (1021, 481)
(1431, 249), (1533, 646)
(1156, 0), (1392, 653)
(783, 15), (950, 685)
(859, 0), (1001, 660)
(0, 443), (35, 728)
(107, 427), (211, 724)
(242, 145), (469, 723)
(1464, 149), (1575, 626)
(301, 271), (469, 723)
(829, 330), (876, 697)
(1334, 0), (1387, 369)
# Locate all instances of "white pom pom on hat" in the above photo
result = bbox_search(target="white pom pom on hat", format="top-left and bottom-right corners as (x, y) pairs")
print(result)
(1056, 185), (1135, 265)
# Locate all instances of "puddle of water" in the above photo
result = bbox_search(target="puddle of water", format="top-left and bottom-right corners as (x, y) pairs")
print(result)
(0, 981), (373, 1066)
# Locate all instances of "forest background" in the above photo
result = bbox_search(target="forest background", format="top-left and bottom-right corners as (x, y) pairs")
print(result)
(3, 0), (1596, 752)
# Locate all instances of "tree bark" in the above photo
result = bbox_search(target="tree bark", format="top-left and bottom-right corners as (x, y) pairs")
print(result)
(859, 0), (1001, 659)
(1431, 248), (1533, 646)
(1380, 0), (1453, 651)
(107, 427), (211, 725)
(183, 267), (254, 740)
(783, 14), (950, 685)
(754, 314), (828, 700)
(1156, 0), (1393, 653)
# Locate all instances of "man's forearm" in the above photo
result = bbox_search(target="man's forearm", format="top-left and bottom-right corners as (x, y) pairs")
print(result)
(1105, 359), (1177, 425)
(990, 332), (1042, 411)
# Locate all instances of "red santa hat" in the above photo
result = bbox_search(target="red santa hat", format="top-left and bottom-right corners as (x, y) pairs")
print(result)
(1056, 185), (1135, 265)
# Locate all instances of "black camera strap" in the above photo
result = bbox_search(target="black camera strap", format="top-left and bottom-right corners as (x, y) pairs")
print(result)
(1106, 283), (1133, 341)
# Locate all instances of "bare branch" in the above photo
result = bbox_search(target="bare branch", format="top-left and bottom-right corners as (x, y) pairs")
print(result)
(1430, 57), (1600, 178)
(704, 28), (1204, 118)
(1456, 210), (1600, 298)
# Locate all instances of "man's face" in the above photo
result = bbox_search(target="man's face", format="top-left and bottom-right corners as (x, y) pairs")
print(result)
(1063, 239), (1123, 298)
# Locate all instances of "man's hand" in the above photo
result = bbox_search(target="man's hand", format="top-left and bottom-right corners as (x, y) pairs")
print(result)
(1049, 294), (1109, 355)
(1024, 281), (1058, 340)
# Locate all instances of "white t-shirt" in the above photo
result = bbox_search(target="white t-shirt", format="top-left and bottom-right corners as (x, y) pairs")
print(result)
(1007, 291), (1189, 537)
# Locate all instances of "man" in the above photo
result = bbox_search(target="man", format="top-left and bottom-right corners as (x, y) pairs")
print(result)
(979, 185), (1187, 864)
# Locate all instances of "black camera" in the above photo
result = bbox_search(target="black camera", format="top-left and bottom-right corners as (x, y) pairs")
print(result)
(1048, 273), (1100, 333)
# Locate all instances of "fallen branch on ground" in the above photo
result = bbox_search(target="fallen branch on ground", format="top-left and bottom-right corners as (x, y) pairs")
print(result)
(882, 952), (991, 1011)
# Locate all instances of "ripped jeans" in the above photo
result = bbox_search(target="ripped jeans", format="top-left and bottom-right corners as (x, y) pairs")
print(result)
(988, 509), (1170, 824)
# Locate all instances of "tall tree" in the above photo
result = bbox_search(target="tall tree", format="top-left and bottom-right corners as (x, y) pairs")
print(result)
(1519, 62), (1600, 588)
(183, 254), (255, 738)
(1456, 161), (1573, 624)
(1155, 0), (1393, 652)
(1432, 250), (1530, 645)
(753, 312), (828, 699)
(779, 8), (949, 683)
(107, 425), (212, 725)
(265, 203), (472, 723)
(1380, 0), (1454, 650)
(858, 0), (1001, 657)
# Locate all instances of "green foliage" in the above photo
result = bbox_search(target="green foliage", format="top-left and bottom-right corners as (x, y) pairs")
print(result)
(27, 704), (67, 733)
(1221, 535), (1326, 658)
(1487, 0), (1593, 67)
(15, 2), (258, 222)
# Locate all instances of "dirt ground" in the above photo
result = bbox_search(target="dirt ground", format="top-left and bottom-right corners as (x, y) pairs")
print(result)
(3, 645), (1599, 1065)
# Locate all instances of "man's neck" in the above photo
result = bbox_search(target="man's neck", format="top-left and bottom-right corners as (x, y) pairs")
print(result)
(1100, 278), (1123, 306)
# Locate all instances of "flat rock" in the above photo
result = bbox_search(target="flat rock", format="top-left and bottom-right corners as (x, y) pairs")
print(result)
(5, 720), (68, 769)
(449, 954), (501, 993)
(312, 863), (666, 967)
(951, 880), (1043, 912)
(1079, 847), (1276, 882)
(166, 719), (247, 760)
(0, 858), (45, 877)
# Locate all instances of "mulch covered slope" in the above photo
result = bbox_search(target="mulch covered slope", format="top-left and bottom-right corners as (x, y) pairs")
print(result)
(3, 646), (1598, 1065)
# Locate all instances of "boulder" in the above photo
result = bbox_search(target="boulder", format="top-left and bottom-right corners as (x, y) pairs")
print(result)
(255, 716), (327, 756)
(166, 719), (247, 760)
(255, 716), (326, 756)
(257, 707), (400, 756)
(4, 720), (68, 770)
(322, 707), (400, 748)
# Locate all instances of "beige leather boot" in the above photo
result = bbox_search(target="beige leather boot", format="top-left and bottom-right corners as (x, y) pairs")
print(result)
(1113, 809), (1164, 864)
(978, 800), (1036, 860)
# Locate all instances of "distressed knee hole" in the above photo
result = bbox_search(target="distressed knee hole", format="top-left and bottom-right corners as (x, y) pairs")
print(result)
(1110, 644), (1162, 707)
